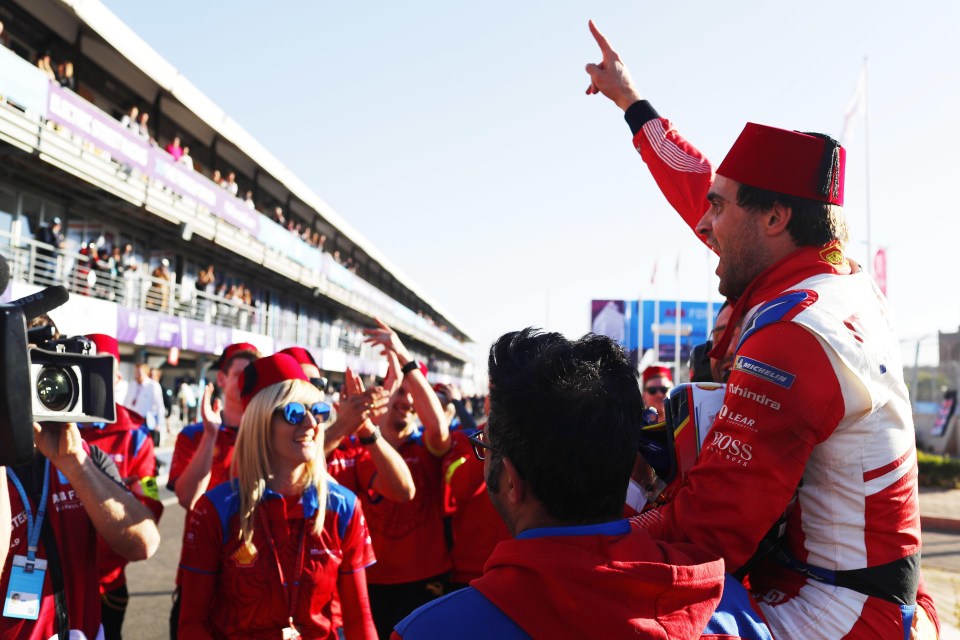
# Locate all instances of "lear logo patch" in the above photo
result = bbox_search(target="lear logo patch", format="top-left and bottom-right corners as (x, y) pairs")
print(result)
(734, 356), (795, 389)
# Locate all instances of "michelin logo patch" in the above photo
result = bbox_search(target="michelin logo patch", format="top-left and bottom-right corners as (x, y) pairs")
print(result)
(733, 356), (796, 389)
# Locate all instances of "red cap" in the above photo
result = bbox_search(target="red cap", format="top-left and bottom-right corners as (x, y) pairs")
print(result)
(215, 342), (259, 371)
(642, 366), (673, 386)
(86, 333), (119, 361)
(239, 353), (309, 410)
(278, 346), (318, 368)
(717, 123), (845, 206)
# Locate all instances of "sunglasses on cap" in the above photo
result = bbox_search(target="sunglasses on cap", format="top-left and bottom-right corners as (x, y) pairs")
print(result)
(310, 377), (328, 391)
(275, 401), (331, 425)
(644, 386), (670, 395)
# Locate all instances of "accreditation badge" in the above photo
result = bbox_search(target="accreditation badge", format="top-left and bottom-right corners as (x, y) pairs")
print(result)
(3, 555), (47, 620)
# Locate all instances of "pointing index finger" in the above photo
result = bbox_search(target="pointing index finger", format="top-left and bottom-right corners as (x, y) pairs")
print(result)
(588, 19), (619, 63)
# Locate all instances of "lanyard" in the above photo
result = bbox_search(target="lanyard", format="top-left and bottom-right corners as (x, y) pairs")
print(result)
(257, 500), (307, 633)
(6, 459), (52, 561)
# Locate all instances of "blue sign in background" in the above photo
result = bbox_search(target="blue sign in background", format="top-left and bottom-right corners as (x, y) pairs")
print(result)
(592, 299), (723, 361)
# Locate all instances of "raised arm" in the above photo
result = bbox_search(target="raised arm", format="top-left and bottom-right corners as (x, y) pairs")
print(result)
(173, 384), (221, 510)
(585, 19), (714, 241)
(35, 422), (159, 561)
(364, 318), (450, 456)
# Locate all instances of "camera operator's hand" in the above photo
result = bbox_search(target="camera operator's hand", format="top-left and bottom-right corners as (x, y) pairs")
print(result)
(33, 421), (85, 471)
(200, 383), (222, 438)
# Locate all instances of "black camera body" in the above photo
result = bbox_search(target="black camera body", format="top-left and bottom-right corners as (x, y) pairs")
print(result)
(0, 287), (116, 466)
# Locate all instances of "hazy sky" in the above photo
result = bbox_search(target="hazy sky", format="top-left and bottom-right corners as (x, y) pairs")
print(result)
(102, 0), (959, 365)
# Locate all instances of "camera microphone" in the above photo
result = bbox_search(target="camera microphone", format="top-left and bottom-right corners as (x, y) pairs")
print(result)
(10, 285), (69, 320)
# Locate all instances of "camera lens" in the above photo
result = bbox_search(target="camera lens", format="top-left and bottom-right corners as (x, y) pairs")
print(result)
(36, 366), (75, 412)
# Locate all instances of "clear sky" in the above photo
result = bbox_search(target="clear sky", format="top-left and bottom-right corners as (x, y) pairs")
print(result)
(103, 0), (959, 366)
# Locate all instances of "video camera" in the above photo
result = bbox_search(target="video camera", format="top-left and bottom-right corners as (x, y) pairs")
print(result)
(0, 284), (116, 466)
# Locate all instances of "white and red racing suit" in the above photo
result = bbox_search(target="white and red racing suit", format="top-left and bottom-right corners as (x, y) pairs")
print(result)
(626, 101), (940, 639)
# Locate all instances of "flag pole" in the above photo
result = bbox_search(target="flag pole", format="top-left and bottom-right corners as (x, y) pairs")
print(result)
(864, 56), (872, 274)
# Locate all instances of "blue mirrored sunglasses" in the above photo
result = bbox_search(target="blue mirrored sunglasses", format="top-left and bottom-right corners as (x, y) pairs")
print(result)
(276, 401), (331, 425)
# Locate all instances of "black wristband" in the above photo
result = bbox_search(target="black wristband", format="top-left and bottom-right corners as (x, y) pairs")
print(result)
(359, 427), (380, 445)
(401, 360), (420, 375)
(624, 100), (661, 136)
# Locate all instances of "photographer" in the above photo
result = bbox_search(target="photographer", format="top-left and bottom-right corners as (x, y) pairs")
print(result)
(1, 419), (160, 638)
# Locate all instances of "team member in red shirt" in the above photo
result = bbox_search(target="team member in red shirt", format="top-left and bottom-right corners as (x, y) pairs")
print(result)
(178, 353), (376, 639)
(360, 319), (452, 639)
(168, 342), (259, 637)
(79, 334), (164, 640)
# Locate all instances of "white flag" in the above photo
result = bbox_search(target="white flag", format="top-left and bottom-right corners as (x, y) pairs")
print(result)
(841, 64), (867, 147)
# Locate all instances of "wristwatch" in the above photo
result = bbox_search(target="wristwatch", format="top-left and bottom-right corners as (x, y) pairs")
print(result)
(401, 360), (420, 376)
(359, 426), (381, 446)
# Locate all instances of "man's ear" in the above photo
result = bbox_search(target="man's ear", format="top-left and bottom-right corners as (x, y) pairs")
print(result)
(764, 202), (792, 237)
(502, 457), (525, 505)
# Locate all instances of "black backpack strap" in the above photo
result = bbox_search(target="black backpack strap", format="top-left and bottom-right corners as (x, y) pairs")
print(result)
(39, 513), (69, 640)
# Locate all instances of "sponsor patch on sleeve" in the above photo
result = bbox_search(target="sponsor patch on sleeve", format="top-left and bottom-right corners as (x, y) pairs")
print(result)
(733, 356), (796, 389)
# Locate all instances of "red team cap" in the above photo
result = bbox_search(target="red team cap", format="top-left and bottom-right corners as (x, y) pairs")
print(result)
(239, 353), (309, 410)
(278, 346), (318, 368)
(642, 365), (673, 386)
(215, 342), (259, 371)
(86, 333), (119, 361)
(716, 123), (846, 206)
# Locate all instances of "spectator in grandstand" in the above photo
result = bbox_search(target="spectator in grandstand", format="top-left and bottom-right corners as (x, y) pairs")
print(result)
(244, 190), (255, 209)
(147, 258), (172, 312)
(0, 20), (9, 49)
(178, 145), (194, 170)
(120, 105), (138, 131)
(79, 334), (164, 640)
(394, 329), (770, 640)
(136, 111), (151, 142)
(57, 61), (75, 91)
(273, 205), (285, 225)
(167, 342), (260, 636)
(224, 171), (239, 196)
(641, 365), (673, 421)
(359, 319), (452, 639)
(177, 353), (377, 638)
(34, 216), (64, 281)
(36, 52), (56, 81)
(211, 169), (222, 187)
(165, 135), (184, 161)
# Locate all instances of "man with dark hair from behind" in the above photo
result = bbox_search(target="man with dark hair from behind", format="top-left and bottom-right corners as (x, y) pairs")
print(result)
(393, 328), (771, 639)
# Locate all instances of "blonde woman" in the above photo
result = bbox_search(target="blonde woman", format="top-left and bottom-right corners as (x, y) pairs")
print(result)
(177, 354), (376, 639)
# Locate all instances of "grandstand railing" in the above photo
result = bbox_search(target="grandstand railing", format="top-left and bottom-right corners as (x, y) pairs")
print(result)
(0, 47), (469, 361)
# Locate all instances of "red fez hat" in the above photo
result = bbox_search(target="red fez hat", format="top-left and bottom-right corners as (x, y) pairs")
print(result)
(239, 353), (309, 410)
(215, 342), (259, 371)
(717, 123), (845, 206)
(278, 346), (318, 368)
(642, 366), (673, 386)
(86, 333), (119, 361)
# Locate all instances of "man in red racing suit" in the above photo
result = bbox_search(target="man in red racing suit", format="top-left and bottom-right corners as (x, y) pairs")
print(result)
(585, 20), (939, 639)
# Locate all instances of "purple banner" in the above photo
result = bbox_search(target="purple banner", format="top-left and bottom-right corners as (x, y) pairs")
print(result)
(47, 83), (151, 170)
(45, 84), (260, 236)
(117, 307), (232, 355)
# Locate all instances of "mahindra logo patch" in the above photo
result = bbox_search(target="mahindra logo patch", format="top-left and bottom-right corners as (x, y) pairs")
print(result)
(727, 383), (781, 411)
(733, 356), (795, 389)
(707, 431), (753, 466)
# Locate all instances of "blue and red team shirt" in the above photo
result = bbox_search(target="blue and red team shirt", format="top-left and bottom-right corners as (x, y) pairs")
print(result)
(353, 431), (451, 585)
(167, 422), (239, 492)
(79, 405), (163, 593)
(393, 519), (772, 640)
(178, 479), (375, 639)
(441, 431), (510, 584)
(1, 443), (123, 640)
